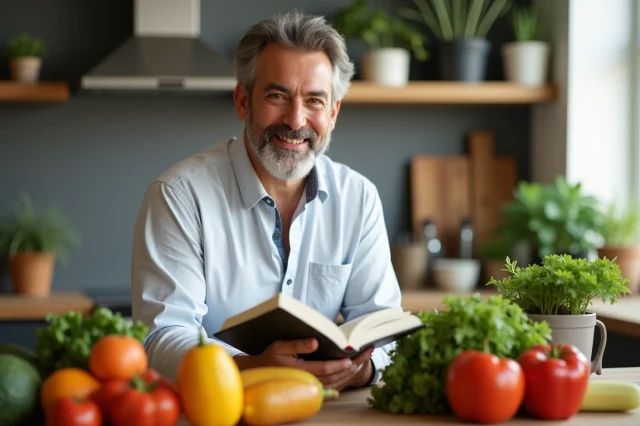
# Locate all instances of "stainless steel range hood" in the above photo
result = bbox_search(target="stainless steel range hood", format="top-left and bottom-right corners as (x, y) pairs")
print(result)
(81, 0), (237, 91)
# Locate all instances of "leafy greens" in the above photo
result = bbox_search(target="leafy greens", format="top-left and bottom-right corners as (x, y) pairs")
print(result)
(368, 293), (551, 415)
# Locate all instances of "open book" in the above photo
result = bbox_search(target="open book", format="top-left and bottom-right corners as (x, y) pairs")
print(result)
(213, 293), (424, 360)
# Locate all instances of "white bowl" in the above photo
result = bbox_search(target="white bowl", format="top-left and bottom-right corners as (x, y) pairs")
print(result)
(433, 258), (481, 292)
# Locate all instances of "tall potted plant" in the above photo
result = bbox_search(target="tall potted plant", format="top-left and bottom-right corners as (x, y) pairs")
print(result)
(5, 33), (46, 83)
(502, 5), (550, 86)
(399, 0), (512, 82)
(487, 254), (630, 375)
(496, 176), (604, 263)
(598, 201), (640, 294)
(333, 0), (428, 87)
(0, 194), (79, 296)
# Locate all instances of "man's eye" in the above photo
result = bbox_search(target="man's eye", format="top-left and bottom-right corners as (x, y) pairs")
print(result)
(309, 98), (324, 105)
(267, 93), (285, 100)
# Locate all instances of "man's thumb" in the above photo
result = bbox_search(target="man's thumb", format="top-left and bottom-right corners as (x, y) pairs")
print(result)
(271, 338), (318, 355)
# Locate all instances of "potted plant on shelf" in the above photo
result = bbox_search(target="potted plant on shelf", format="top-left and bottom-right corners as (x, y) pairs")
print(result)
(333, 0), (428, 87)
(496, 175), (604, 264)
(487, 254), (630, 375)
(0, 193), (79, 296)
(5, 33), (46, 83)
(598, 201), (640, 294)
(502, 4), (550, 86)
(399, 0), (512, 82)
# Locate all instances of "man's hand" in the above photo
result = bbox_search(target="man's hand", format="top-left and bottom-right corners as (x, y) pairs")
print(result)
(233, 338), (374, 390)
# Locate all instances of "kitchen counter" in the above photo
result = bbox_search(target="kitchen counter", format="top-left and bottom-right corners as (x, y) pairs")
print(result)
(0, 291), (95, 321)
(173, 367), (640, 425)
(400, 289), (640, 340)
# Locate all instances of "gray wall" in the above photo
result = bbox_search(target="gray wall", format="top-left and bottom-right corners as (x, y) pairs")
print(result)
(0, 0), (531, 298)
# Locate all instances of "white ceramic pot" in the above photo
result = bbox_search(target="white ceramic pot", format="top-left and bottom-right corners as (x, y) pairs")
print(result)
(501, 41), (549, 86)
(528, 312), (607, 375)
(361, 48), (410, 87)
(10, 57), (42, 83)
(433, 258), (481, 292)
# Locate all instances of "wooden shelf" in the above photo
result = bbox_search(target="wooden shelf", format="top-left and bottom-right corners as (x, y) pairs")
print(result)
(0, 291), (95, 321)
(342, 81), (558, 105)
(0, 81), (70, 102)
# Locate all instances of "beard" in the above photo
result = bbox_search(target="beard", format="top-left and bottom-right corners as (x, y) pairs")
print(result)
(246, 112), (331, 180)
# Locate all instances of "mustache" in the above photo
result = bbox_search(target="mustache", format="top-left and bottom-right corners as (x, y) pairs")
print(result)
(264, 124), (318, 144)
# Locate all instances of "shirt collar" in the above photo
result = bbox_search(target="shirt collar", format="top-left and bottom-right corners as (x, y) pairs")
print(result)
(229, 137), (328, 210)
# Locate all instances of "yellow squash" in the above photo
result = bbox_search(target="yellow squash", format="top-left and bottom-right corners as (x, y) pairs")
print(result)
(580, 380), (640, 412)
(177, 329), (243, 426)
(242, 378), (339, 426)
(240, 366), (322, 388)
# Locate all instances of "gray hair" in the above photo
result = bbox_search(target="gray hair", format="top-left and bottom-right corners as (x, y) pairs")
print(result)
(235, 11), (355, 103)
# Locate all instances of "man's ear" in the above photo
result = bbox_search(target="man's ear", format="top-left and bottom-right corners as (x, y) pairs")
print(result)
(233, 83), (249, 121)
(329, 100), (341, 131)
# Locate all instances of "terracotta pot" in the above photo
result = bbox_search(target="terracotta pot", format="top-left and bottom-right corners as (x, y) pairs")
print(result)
(598, 245), (640, 294)
(528, 312), (607, 375)
(391, 242), (428, 290)
(9, 57), (42, 83)
(8, 251), (56, 296)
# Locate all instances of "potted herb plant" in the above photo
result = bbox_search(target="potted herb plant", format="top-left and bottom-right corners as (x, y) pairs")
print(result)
(5, 33), (46, 83)
(487, 254), (630, 375)
(399, 0), (512, 82)
(496, 175), (604, 264)
(502, 4), (550, 86)
(0, 193), (79, 296)
(333, 0), (428, 87)
(598, 201), (640, 294)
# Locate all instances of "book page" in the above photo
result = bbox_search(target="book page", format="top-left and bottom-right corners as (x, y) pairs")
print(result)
(349, 314), (423, 350)
(338, 307), (407, 344)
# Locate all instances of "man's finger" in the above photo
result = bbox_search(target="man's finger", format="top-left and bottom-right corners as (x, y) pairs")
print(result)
(296, 357), (352, 376)
(270, 338), (318, 355)
(317, 364), (357, 389)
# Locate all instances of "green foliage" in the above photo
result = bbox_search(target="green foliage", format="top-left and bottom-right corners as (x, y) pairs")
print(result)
(478, 235), (513, 260)
(0, 193), (79, 265)
(333, 0), (429, 61)
(368, 293), (551, 414)
(487, 254), (630, 315)
(5, 34), (45, 59)
(34, 308), (149, 379)
(599, 201), (640, 246)
(399, 0), (513, 41)
(510, 5), (540, 41)
(496, 175), (604, 258)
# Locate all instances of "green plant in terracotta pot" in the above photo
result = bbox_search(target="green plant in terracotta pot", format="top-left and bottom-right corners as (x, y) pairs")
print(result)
(0, 193), (79, 296)
(5, 33), (46, 83)
(399, 0), (512, 81)
(487, 254), (630, 375)
(598, 201), (640, 294)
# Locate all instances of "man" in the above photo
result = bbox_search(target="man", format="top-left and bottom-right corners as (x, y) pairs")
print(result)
(130, 10), (402, 390)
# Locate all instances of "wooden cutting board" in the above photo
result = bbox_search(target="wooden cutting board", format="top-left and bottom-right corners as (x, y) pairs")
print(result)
(410, 130), (517, 258)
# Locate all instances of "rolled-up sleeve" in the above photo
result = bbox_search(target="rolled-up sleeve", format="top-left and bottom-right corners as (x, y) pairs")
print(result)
(340, 181), (402, 385)
(131, 181), (241, 380)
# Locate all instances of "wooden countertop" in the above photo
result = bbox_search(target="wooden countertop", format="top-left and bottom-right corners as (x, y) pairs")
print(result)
(0, 291), (95, 320)
(299, 367), (640, 425)
(400, 289), (640, 340)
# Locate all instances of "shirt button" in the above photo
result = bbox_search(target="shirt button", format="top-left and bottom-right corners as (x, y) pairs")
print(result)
(287, 279), (292, 285)
(265, 198), (273, 205)
(273, 233), (280, 240)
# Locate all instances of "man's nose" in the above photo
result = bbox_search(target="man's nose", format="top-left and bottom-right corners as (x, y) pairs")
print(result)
(282, 98), (306, 131)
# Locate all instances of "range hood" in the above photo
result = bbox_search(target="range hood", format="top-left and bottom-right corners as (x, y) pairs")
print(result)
(81, 0), (237, 91)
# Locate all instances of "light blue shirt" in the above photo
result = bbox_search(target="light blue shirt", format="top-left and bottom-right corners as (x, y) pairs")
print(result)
(130, 137), (402, 383)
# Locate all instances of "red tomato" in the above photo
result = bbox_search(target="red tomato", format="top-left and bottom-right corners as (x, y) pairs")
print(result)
(90, 379), (129, 420)
(109, 378), (181, 426)
(89, 335), (148, 382)
(518, 344), (590, 420)
(446, 349), (525, 424)
(45, 395), (102, 426)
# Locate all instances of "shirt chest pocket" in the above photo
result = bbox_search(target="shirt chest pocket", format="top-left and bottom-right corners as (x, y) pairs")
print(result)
(306, 262), (353, 321)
